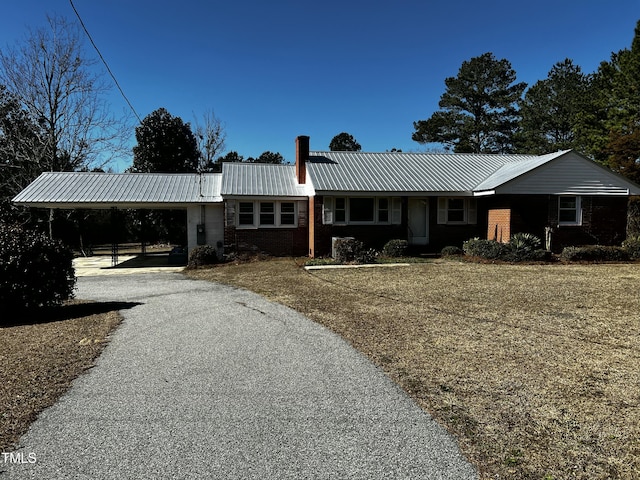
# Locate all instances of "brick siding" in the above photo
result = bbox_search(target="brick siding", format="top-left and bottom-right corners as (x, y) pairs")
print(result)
(225, 225), (308, 256)
(487, 209), (511, 243)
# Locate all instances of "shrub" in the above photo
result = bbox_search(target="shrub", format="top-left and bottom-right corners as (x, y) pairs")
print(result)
(382, 239), (409, 258)
(507, 233), (543, 261)
(462, 238), (509, 259)
(462, 234), (549, 262)
(509, 232), (541, 251)
(560, 245), (630, 262)
(187, 245), (218, 268)
(0, 222), (76, 313)
(622, 235), (640, 260)
(334, 238), (377, 264)
(441, 245), (463, 257)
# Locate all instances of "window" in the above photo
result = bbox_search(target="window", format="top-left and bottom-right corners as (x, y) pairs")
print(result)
(260, 202), (275, 225)
(237, 201), (298, 228)
(349, 198), (375, 222)
(238, 202), (254, 225)
(559, 196), (581, 225)
(437, 197), (477, 225)
(280, 202), (295, 225)
(323, 196), (401, 225)
(335, 198), (346, 223)
(377, 198), (389, 222)
(447, 198), (465, 223)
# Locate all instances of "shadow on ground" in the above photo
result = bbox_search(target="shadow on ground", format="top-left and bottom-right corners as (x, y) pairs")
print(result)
(108, 253), (186, 269)
(3, 301), (141, 327)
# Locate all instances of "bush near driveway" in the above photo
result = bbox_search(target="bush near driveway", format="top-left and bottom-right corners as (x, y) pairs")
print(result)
(0, 222), (75, 315)
(186, 244), (218, 268)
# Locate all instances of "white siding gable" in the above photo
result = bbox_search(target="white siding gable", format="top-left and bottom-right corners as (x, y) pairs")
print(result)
(494, 152), (640, 196)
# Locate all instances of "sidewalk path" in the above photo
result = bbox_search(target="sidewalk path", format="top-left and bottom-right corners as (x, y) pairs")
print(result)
(2, 274), (477, 479)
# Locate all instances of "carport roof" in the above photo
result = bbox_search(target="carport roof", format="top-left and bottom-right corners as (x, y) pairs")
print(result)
(12, 172), (223, 209)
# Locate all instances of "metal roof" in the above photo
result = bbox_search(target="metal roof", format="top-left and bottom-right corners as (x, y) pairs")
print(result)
(473, 151), (570, 191)
(12, 172), (222, 208)
(221, 163), (308, 197)
(306, 151), (547, 193)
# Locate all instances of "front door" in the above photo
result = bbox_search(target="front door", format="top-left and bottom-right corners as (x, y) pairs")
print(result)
(408, 198), (429, 245)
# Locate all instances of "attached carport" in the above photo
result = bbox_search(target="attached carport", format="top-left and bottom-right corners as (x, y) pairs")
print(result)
(12, 171), (224, 265)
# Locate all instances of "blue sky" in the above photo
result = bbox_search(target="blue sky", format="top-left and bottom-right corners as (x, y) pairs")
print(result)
(2, 1), (639, 171)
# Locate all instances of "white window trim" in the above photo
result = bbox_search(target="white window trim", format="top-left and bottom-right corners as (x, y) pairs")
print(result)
(437, 197), (477, 225)
(237, 201), (256, 228)
(323, 196), (402, 225)
(236, 200), (298, 228)
(558, 195), (582, 226)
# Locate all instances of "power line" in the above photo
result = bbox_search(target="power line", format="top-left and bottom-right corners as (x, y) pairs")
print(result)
(69, 0), (142, 123)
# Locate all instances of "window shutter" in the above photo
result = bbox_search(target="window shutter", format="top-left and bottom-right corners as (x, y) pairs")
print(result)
(437, 197), (447, 224)
(225, 200), (236, 226)
(298, 200), (307, 227)
(391, 197), (402, 224)
(323, 197), (333, 225)
(467, 198), (477, 225)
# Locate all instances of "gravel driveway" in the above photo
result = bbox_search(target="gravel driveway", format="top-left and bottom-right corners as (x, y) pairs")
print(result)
(2, 273), (477, 479)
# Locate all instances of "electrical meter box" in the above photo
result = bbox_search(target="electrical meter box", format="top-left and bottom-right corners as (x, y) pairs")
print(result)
(197, 224), (206, 245)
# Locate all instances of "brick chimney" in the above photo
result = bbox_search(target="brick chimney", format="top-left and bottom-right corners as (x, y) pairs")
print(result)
(295, 135), (310, 184)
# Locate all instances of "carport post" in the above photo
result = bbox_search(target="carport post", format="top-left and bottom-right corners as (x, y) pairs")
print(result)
(111, 207), (119, 267)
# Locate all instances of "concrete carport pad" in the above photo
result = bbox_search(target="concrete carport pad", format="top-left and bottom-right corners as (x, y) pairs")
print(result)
(2, 274), (477, 479)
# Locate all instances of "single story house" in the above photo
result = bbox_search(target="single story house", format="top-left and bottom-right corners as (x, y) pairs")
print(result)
(12, 135), (640, 257)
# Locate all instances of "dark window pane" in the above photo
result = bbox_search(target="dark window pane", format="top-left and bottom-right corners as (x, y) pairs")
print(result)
(559, 210), (576, 222)
(448, 198), (464, 210)
(350, 198), (374, 222)
(335, 197), (346, 222)
(239, 202), (254, 225)
(260, 202), (275, 225)
(281, 214), (295, 225)
(448, 210), (465, 222)
(281, 202), (295, 213)
(280, 202), (295, 225)
(559, 197), (576, 209)
(378, 198), (389, 222)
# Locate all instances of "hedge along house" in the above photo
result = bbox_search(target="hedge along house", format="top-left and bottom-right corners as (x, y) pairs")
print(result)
(12, 135), (640, 258)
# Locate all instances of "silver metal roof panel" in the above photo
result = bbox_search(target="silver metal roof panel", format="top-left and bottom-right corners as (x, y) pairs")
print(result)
(12, 172), (222, 208)
(221, 163), (307, 197)
(306, 151), (544, 193)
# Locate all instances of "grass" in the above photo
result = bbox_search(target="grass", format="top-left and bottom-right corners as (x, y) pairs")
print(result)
(0, 302), (124, 452)
(187, 258), (640, 480)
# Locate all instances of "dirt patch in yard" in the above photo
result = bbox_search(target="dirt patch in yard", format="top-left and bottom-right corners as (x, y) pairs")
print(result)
(187, 258), (640, 480)
(0, 302), (124, 452)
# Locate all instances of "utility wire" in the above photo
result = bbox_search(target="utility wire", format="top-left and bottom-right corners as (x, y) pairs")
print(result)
(69, 0), (142, 123)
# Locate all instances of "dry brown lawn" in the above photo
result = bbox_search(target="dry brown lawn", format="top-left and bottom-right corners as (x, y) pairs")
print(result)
(0, 302), (123, 452)
(187, 258), (640, 480)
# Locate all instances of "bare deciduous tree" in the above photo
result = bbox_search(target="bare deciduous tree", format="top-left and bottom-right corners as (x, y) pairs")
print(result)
(0, 14), (131, 173)
(192, 109), (226, 172)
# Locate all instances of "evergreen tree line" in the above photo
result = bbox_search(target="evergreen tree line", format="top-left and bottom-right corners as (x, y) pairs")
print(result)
(412, 20), (640, 184)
